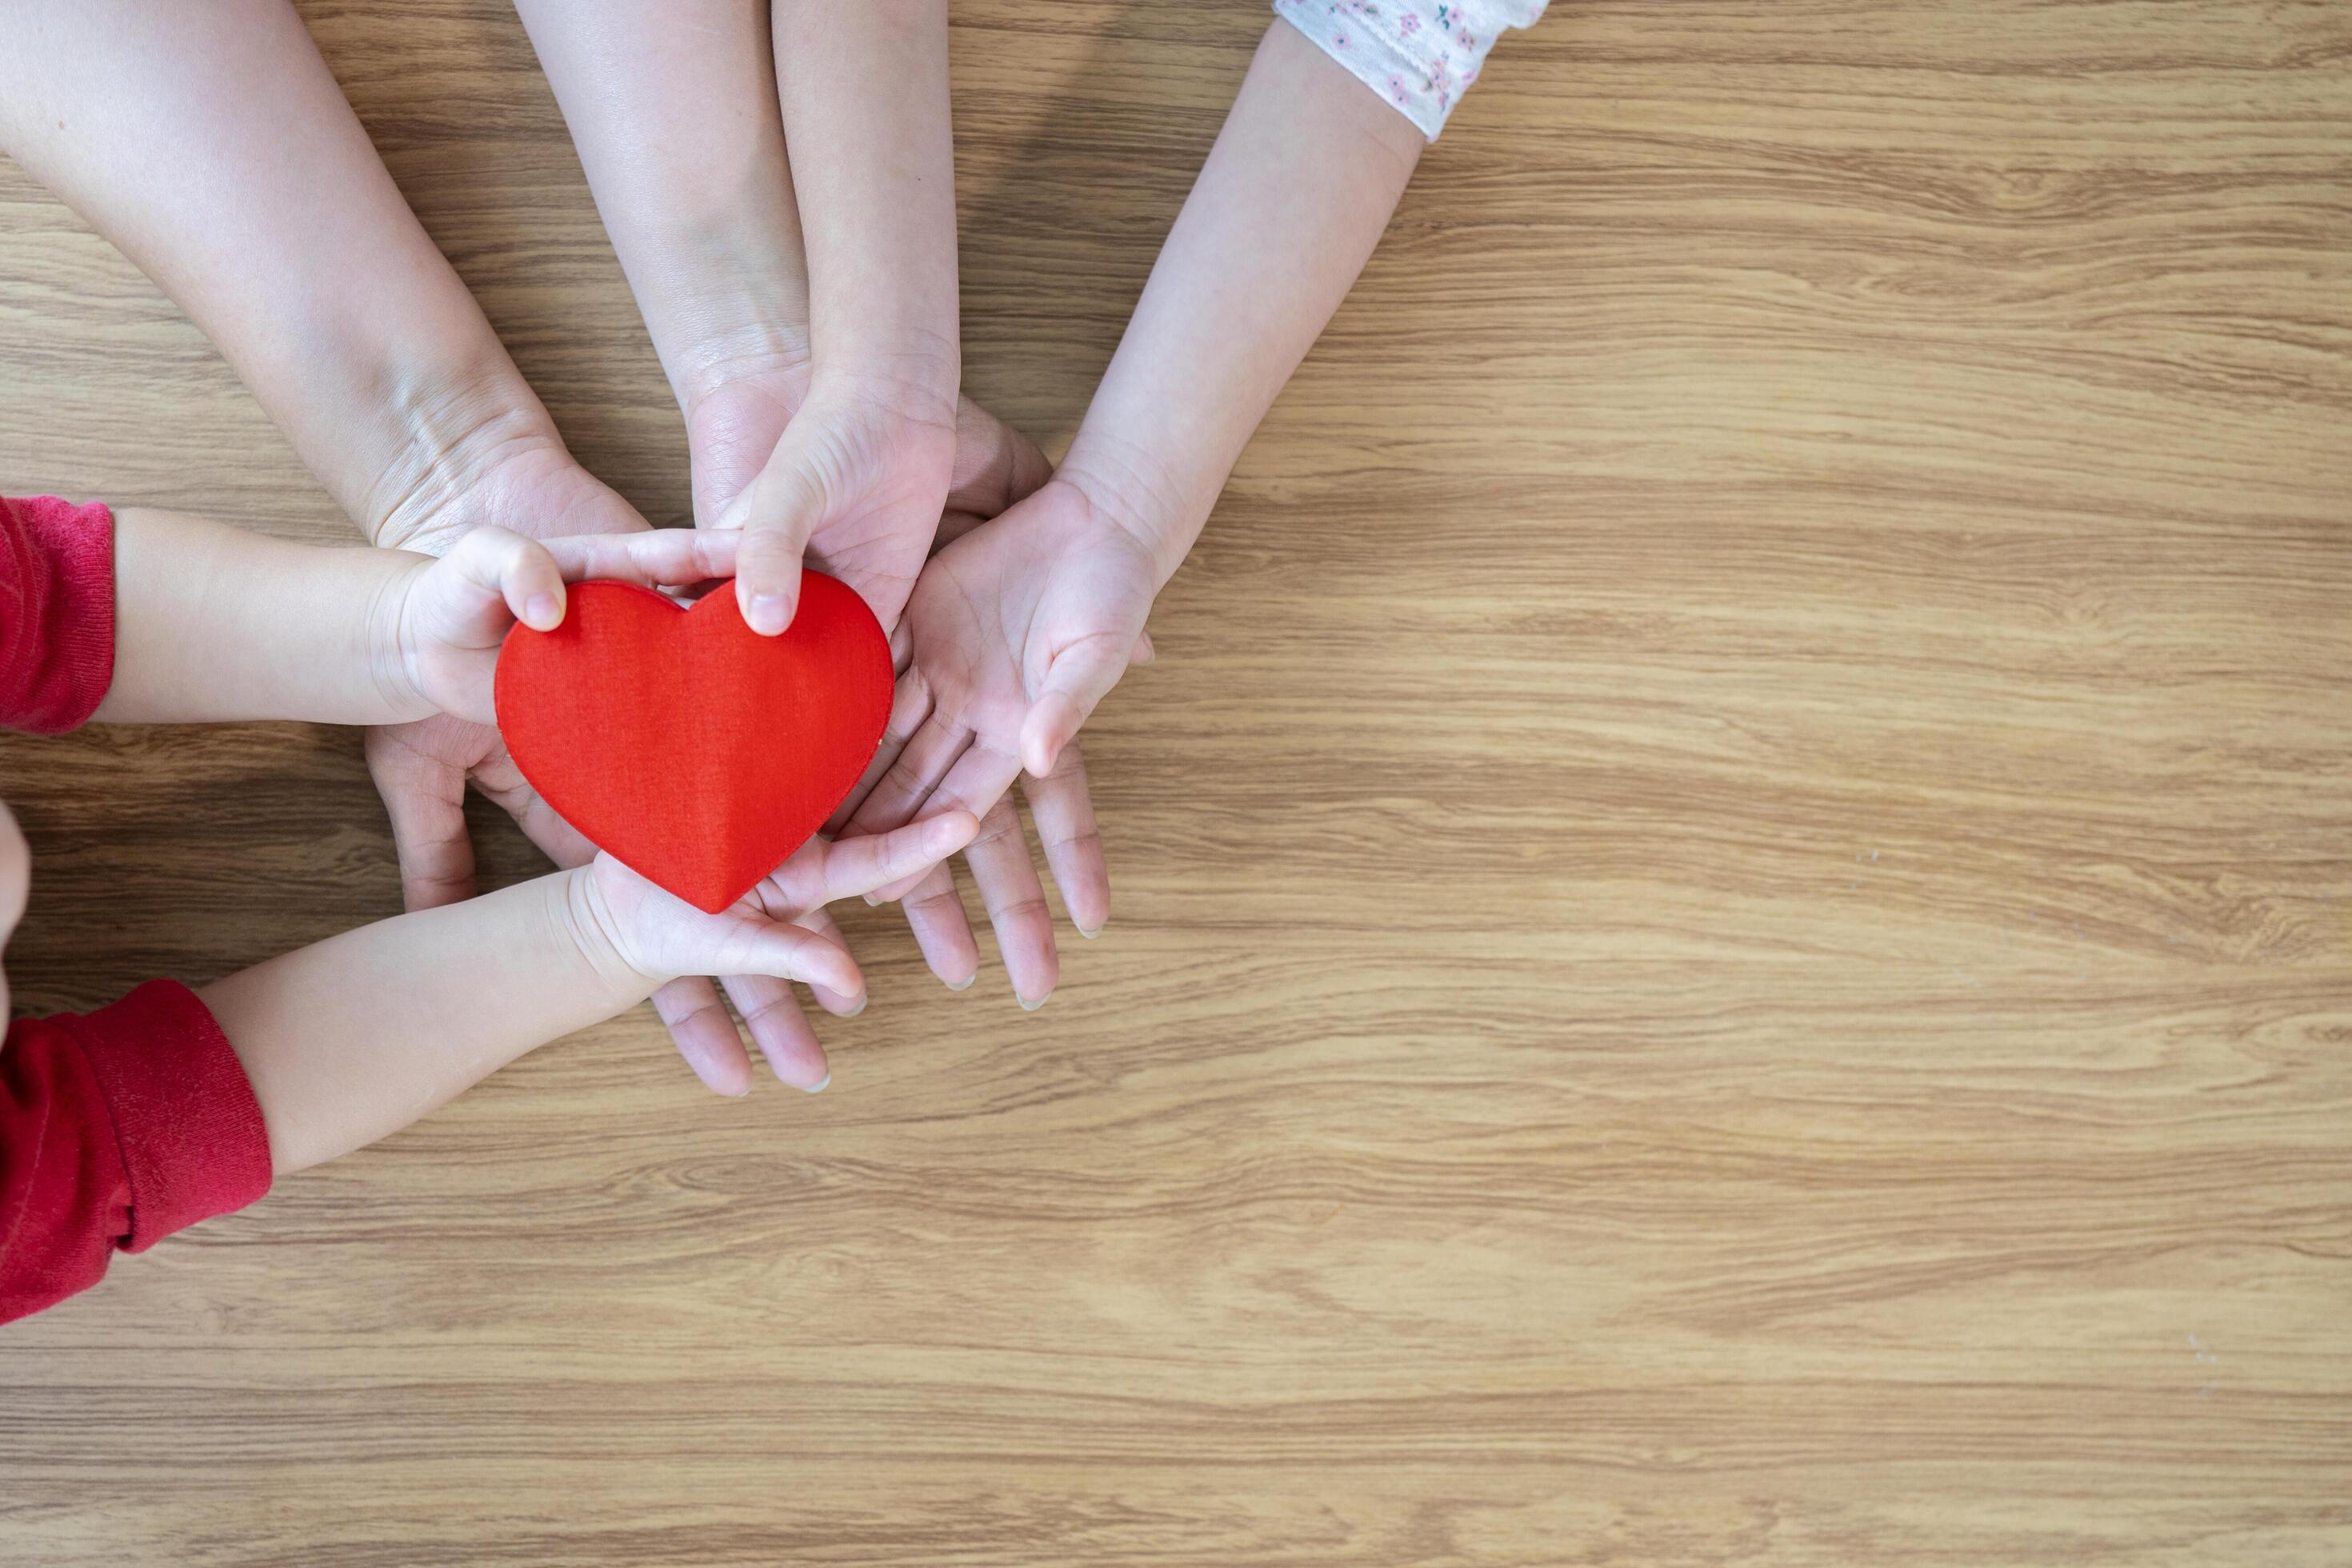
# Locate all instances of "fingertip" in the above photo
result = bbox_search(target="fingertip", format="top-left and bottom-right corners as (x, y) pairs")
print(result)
(523, 590), (563, 631)
(926, 810), (981, 858)
(692, 1050), (754, 1098)
(816, 955), (866, 1002)
(735, 535), (802, 635)
(1020, 713), (1066, 780)
(742, 582), (795, 636)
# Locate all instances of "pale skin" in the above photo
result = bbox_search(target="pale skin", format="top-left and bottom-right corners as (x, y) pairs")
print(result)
(513, 0), (1114, 1054)
(0, 0), (1043, 1091)
(850, 21), (1426, 890)
(0, 515), (978, 1175)
(2, 10), (1435, 1089)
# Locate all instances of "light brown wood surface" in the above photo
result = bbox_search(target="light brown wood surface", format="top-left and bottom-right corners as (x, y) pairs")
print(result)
(4, 2), (2350, 1563)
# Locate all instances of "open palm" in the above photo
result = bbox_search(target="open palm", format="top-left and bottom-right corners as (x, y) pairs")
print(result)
(847, 478), (1158, 865)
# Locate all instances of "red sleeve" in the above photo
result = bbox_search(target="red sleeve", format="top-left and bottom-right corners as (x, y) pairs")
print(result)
(1, 981), (273, 1326)
(0, 494), (116, 734)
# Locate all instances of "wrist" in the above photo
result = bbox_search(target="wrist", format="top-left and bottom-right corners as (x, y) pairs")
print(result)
(550, 865), (667, 1009)
(630, 206), (814, 422)
(807, 334), (962, 433)
(352, 350), (570, 556)
(670, 328), (816, 430)
(1054, 434), (1213, 590)
(359, 552), (439, 724)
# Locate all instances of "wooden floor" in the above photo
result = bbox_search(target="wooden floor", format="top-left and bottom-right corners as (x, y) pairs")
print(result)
(5, 2), (2350, 1563)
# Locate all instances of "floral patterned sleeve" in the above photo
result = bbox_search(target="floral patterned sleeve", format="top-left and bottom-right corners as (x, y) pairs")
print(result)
(1272, 0), (1548, 139)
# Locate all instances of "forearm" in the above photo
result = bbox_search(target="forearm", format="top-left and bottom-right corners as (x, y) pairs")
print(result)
(0, 0), (558, 547)
(515, 0), (812, 408)
(770, 1), (960, 416)
(90, 509), (426, 726)
(1058, 21), (1424, 584)
(198, 868), (650, 1174)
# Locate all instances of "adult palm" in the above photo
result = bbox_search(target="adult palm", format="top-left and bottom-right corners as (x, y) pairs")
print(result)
(687, 361), (1118, 1014)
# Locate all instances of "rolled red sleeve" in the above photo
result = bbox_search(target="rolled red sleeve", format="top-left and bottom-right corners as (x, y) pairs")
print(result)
(0, 494), (117, 734)
(1, 981), (273, 1325)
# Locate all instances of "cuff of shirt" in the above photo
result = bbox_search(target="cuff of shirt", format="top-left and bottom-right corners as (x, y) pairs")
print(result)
(1274, 2), (1457, 139)
(2, 496), (117, 734)
(62, 980), (273, 1251)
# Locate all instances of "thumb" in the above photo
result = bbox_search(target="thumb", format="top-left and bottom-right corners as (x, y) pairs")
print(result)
(364, 726), (478, 910)
(707, 913), (863, 998)
(445, 526), (565, 633)
(721, 423), (833, 636)
(1019, 632), (1135, 778)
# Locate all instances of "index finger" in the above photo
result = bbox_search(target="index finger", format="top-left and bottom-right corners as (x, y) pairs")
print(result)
(770, 811), (981, 913)
(542, 528), (742, 590)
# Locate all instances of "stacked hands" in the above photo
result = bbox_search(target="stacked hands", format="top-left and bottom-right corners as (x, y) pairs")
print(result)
(0, 0), (1552, 1320)
(361, 378), (1163, 1098)
(398, 528), (998, 1034)
(0, 0), (1431, 1106)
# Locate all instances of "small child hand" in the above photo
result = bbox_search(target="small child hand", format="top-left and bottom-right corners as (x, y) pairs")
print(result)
(570, 810), (982, 1086)
(382, 526), (741, 724)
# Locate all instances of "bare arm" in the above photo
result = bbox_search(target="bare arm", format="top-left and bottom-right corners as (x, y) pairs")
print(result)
(202, 808), (972, 1172)
(1060, 19), (1426, 582)
(770, 0), (961, 419)
(0, 0), (618, 551)
(91, 512), (734, 727)
(853, 21), (1429, 872)
(200, 870), (650, 1173)
(512, 0), (812, 417)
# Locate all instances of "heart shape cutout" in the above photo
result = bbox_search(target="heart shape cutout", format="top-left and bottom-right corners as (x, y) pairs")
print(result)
(494, 572), (893, 914)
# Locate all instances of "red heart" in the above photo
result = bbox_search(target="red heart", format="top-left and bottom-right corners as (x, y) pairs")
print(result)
(494, 572), (894, 914)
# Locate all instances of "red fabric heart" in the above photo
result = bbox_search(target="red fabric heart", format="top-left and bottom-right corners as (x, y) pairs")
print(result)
(494, 572), (893, 914)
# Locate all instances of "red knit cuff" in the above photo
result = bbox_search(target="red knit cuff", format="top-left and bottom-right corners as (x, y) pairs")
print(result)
(60, 980), (273, 1251)
(1, 495), (116, 734)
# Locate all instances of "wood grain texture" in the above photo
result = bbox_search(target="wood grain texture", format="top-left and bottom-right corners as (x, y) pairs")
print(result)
(4, 2), (2350, 1562)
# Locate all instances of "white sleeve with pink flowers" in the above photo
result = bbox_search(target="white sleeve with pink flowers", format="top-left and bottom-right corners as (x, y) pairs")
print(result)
(1271, 0), (1548, 139)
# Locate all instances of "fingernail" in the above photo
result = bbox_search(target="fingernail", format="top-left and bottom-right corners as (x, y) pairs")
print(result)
(747, 592), (788, 634)
(525, 592), (562, 629)
(863, 893), (883, 907)
(1019, 993), (1050, 1012)
(1077, 922), (1103, 940)
(802, 1073), (830, 1094)
(946, 974), (976, 992)
(842, 996), (867, 1018)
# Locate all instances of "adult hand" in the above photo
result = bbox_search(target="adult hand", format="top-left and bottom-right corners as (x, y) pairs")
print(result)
(354, 417), (859, 1096)
(686, 358), (1118, 1010)
(687, 352), (955, 635)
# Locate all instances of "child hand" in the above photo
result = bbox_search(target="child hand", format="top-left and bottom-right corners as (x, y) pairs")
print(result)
(688, 363), (1046, 638)
(711, 378), (958, 637)
(843, 478), (1158, 896)
(381, 526), (742, 725)
(576, 810), (982, 1088)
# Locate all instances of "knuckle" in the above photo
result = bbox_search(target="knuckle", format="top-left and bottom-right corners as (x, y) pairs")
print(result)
(1040, 825), (1104, 858)
(991, 894), (1052, 926)
(905, 886), (964, 918)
